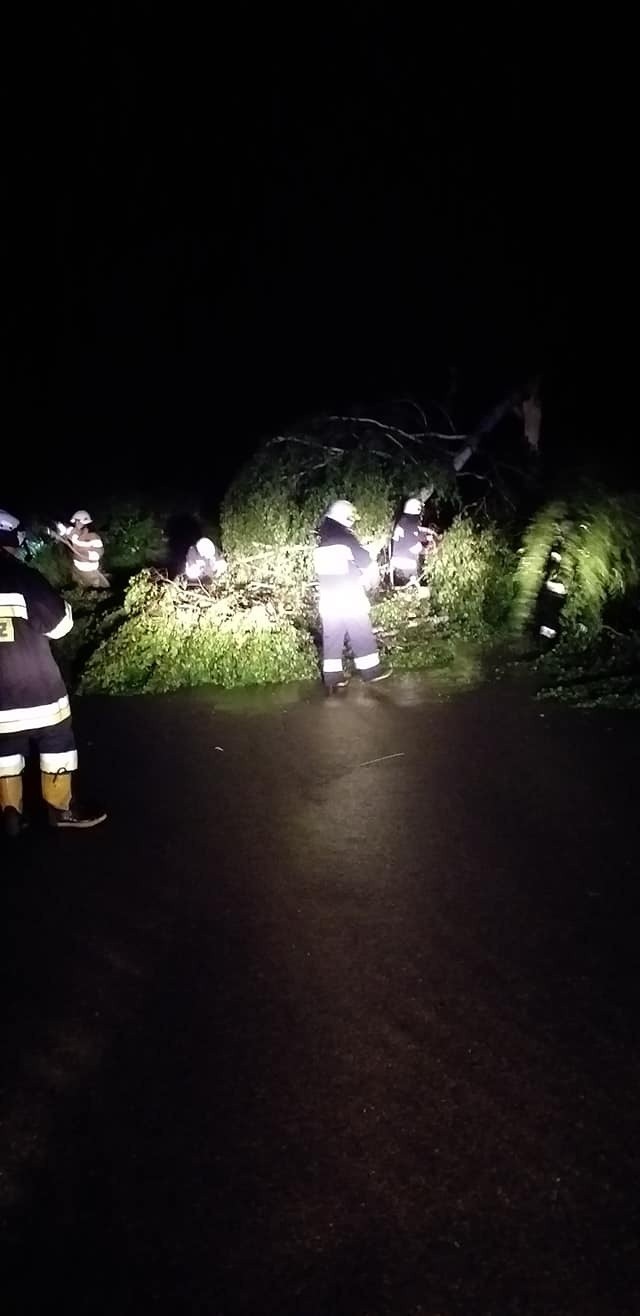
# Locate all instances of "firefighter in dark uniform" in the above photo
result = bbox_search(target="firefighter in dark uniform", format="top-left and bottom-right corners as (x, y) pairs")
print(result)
(390, 494), (435, 586)
(315, 500), (390, 691)
(0, 510), (107, 837)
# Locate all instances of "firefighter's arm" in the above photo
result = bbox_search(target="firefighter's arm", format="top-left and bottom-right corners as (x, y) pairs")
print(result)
(351, 537), (373, 572)
(24, 573), (74, 640)
(45, 602), (74, 639)
(349, 537), (378, 589)
(361, 560), (379, 590)
(82, 535), (104, 564)
(50, 524), (73, 550)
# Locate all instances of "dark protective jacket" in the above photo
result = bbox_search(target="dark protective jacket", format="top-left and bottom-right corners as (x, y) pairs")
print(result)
(315, 518), (372, 586)
(0, 552), (74, 734)
(391, 512), (429, 570)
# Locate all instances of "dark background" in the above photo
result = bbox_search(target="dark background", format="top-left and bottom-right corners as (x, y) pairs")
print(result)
(4, 10), (634, 505)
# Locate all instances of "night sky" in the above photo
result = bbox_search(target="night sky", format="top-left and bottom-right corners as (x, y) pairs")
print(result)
(5, 12), (632, 501)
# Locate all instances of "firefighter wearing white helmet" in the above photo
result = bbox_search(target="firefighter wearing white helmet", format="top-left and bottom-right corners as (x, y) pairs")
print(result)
(390, 492), (434, 586)
(0, 510), (106, 836)
(314, 500), (390, 690)
(56, 510), (109, 588)
(184, 536), (228, 584)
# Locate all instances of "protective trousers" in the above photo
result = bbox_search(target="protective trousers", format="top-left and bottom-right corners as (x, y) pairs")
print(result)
(319, 586), (382, 686)
(0, 718), (77, 816)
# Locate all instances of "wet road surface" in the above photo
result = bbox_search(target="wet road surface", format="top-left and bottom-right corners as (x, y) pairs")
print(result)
(1, 675), (639, 1315)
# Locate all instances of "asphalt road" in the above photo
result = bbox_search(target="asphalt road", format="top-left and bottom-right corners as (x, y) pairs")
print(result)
(1, 674), (639, 1316)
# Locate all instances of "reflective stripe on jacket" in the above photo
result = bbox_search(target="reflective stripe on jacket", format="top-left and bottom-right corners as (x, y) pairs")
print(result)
(0, 553), (73, 731)
(71, 532), (104, 570)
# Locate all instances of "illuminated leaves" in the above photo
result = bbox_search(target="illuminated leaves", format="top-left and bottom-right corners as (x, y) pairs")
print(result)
(80, 570), (317, 693)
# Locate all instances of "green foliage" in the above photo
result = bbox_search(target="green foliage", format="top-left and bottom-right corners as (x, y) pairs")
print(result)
(221, 428), (453, 565)
(103, 506), (163, 572)
(80, 571), (317, 694)
(221, 454), (392, 568)
(80, 514), (519, 694)
(56, 588), (124, 688)
(534, 631), (640, 709)
(511, 491), (640, 708)
(372, 591), (458, 670)
(561, 496), (640, 636)
(514, 492), (640, 639)
(424, 518), (517, 641)
(512, 500), (569, 633)
(221, 452), (407, 617)
(370, 518), (516, 671)
(26, 538), (70, 588)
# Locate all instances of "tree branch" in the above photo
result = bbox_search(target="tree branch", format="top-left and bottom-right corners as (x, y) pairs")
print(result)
(326, 416), (467, 443)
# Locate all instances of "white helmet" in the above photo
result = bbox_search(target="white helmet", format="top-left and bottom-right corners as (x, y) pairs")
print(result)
(403, 497), (422, 516)
(71, 509), (92, 526)
(195, 537), (216, 559)
(0, 509), (20, 531)
(326, 499), (357, 529)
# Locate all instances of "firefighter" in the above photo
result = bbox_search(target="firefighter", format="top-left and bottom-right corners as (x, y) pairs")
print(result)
(315, 500), (390, 691)
(390, 494), (437, 586)
(0, 510), (107, 837)
(537, 547), (567, 641)
(184, 537), (228, 585)
(56, 510), (109, 588)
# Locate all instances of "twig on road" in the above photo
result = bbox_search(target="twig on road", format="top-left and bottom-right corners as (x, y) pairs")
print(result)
(355, 752), (405, 769)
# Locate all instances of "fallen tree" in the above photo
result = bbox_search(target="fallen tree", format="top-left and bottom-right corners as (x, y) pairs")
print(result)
(31, 408), (640, 707)
(513, 489), (640, 708)
(514, 490), (640, 640)
(220, 410), (462, 566)
(78, 515), (519, 694)
(79, 570), (318, 694)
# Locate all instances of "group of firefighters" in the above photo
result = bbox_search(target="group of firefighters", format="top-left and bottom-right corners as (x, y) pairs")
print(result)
(49, 511), (228, 590)
(315, 493), (437, 690)
(0, 492), (438, 838)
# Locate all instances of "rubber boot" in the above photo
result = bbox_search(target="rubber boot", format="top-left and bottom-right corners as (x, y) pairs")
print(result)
(0, 774), (25, 839)
(41, 770), (72, 812)
(324, 678), (349, 696)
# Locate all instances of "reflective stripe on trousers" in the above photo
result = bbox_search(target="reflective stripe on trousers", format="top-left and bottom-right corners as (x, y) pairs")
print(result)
(319, 589), (380, 684)
(0, 695), (71, 735)
(0, 717), (77, 775)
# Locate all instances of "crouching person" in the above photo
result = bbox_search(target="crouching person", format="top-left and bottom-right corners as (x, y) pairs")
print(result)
(184, 537), (228, 585)
(0, 510), (107, 837)
(315, 500), (390, 692)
